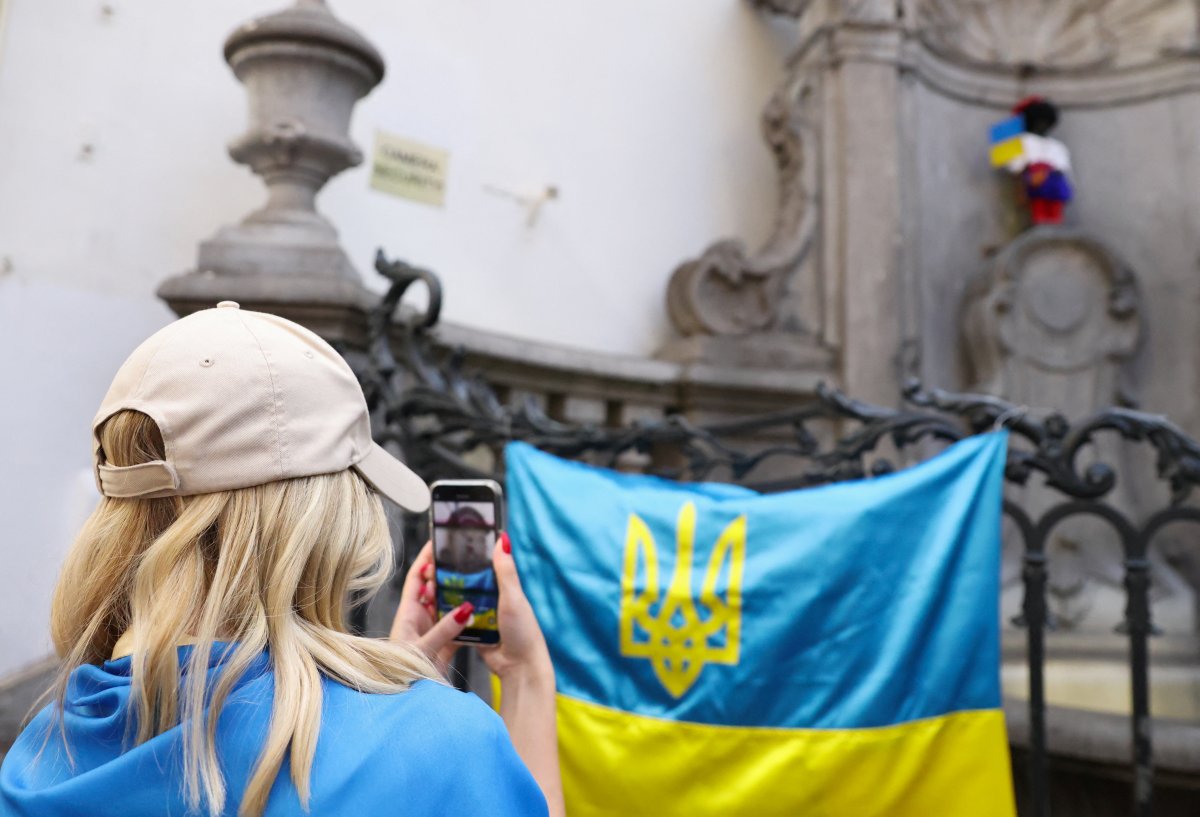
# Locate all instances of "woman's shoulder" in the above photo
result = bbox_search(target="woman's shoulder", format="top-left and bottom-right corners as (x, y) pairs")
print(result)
(321, 678), (507, 756)
(387, 678), (504, 730)
(327, 676), (493, 714)
(317, 680), (547, 814)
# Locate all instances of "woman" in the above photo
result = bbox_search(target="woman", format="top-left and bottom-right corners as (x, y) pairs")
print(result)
(0, 302), (564, 817)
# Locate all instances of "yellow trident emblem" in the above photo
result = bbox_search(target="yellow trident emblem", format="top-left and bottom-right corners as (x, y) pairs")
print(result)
(619, 502), (746, 698)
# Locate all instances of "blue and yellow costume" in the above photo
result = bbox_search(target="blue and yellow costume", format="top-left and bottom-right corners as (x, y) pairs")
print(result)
(437, 567), (500, 629)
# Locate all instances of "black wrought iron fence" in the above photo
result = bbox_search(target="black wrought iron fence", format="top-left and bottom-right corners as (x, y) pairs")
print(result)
(357, 252), (1200, 817)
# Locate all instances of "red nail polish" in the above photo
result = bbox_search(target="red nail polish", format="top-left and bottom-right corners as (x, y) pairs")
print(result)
(500, 531), (512, 554)
(454, 603), (475, 624)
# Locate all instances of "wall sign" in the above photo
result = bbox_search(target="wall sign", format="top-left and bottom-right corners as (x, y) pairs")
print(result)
(369, 131), (449, 207)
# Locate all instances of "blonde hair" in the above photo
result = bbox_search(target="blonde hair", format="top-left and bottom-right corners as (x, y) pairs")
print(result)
(48, 410), (438, 816)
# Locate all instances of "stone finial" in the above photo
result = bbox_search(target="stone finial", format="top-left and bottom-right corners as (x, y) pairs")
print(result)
(159, 1), (385, 340)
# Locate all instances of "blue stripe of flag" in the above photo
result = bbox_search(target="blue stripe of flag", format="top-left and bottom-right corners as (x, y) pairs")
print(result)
(990, 114), (1024, 144)
(506, 433), (1009, 731)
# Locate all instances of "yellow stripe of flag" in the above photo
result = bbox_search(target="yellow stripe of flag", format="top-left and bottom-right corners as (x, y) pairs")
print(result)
(990, 137), (1024, 167)
(557, 694), (1016, 817)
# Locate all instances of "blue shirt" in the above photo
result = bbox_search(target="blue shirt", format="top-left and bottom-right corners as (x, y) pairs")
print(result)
(0, 647), (548, 816)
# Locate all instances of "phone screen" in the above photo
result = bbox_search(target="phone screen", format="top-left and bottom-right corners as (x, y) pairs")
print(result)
(431, 481), (502, 644)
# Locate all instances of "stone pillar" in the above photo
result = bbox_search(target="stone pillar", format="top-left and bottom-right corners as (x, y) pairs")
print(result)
(158, 0), (384, 346)
(823, 5), (906, 405)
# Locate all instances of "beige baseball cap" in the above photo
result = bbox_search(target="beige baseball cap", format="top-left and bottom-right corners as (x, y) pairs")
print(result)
(91, 300), (430, 511)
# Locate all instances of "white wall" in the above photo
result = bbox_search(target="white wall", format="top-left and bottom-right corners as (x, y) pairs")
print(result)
(0, 0), (785, 676)
(0, 283), (172, 677)
(343, 1), (783, 352)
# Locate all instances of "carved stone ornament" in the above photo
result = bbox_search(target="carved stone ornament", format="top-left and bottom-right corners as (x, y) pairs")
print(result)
(159, 0), (385, 328)
(916, 0), (1200, 70)
(749, 0), (894, 22)
(958, 229), (1199, 636)
(961, 228), (1141, 406)
(662, 66), (829, 368)
(746, 0), (815, 17)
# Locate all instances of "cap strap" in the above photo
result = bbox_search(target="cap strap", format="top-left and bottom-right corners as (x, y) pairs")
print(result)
(97, 460), (180, 498)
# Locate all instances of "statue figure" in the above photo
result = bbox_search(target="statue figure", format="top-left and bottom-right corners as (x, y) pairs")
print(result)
(990, 96), (1074, 226)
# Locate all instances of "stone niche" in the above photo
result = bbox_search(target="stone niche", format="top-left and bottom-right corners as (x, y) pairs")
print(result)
(662, 0), (1200, 635)
(902, 2), (1200, 427)
(661, 0), (1200, 423)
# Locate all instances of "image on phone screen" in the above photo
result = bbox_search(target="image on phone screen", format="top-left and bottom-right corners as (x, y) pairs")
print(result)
(433, 499), (499, 637)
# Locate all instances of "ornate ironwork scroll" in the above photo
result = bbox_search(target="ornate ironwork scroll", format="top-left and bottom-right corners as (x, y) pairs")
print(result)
(361, 252), (1200, 817)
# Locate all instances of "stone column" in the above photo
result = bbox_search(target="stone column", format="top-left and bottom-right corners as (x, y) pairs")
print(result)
(822, 4), (906, 405)
(158, 0), (384, 346)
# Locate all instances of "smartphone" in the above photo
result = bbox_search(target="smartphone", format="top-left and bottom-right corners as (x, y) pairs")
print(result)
(430, 479), (503, 644)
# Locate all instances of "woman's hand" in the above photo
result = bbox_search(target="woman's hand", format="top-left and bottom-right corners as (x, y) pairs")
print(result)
(392, 533), (564, 816)
(389, 541), (472, 672)
(483, 532), (564, 817)
(478, 532), (554, 684)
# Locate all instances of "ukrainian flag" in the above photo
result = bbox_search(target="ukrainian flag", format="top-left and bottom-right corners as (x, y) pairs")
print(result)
(990, 114), (1026, 167)
(506, 432), (1015, 816)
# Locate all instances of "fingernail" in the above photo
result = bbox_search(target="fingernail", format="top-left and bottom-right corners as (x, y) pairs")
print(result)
(500, 531), (512, 554)
(453, 602), (475, 624)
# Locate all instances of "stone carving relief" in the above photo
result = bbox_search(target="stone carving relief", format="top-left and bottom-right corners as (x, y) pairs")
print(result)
(667, 73), (815, 337)
(961, 229), (1195, 635)
(746, 0), (815, 17)
(661, 64), (830, 368)
(916, 0), (1200, 70)
(750, 0), (900, 23)
(961, 230), (1141, 408)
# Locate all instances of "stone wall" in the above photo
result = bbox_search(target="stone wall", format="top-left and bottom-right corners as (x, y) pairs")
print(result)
(665, 0), (1200, 428)
(910, 56), (1200, 432)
